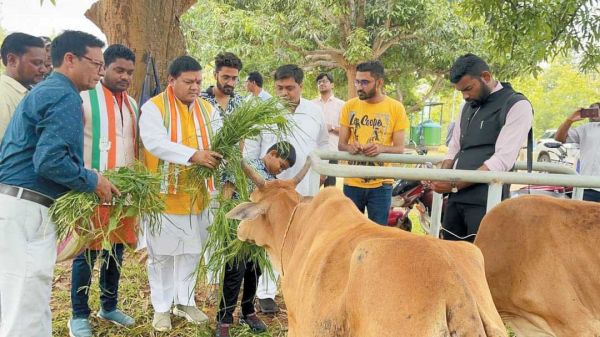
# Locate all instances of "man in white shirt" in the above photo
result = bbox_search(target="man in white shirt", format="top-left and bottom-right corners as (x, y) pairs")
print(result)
(555, 102), (600, 201)
(312, 72), (345, 187)
(244, 64), (329, 313)
(244, 71), (272, 101)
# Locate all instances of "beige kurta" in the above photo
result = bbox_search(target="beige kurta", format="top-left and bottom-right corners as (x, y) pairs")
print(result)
(0, 74), (28, 139)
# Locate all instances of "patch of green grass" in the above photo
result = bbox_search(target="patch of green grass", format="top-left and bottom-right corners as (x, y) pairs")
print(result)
(51, 251), (287, 337)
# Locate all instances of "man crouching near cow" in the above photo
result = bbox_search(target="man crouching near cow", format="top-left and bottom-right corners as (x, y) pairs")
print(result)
(227, 157), (508, 336)
(431, 54), (533, 242)
(215, 141), (297, 337)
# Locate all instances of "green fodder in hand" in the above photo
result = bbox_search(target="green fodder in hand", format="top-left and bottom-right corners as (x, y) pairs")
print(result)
(50, 162), (165, 251)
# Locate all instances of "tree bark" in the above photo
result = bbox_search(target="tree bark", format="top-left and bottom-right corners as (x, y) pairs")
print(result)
(345, 64), (357, 99)
(85, 0), (196, 100)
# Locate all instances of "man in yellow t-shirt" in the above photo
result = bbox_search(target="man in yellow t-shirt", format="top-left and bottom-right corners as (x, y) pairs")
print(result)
(339, 60), (409, 225)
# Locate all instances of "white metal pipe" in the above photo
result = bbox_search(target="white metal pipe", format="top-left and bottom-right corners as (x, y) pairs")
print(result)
(430, 192), (443, 238)
(573, 187), (584, 200)
(486, 183), (503, 212)
(314, 150), (577, 175)
(310, 153), (600, 189)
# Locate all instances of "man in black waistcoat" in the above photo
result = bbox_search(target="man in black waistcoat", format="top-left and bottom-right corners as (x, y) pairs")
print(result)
(431, 54), (533, 242)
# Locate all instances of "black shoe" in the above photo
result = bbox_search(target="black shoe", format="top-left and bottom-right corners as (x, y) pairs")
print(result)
(257, 298), (279, 314)
(240, 313), (267, 333)
(215, 322), (231, 337)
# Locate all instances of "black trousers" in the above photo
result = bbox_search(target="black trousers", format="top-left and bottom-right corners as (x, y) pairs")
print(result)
(323, 160), (338, 187)
(217, 259), (261, 324)
(442, 200), (486, 243)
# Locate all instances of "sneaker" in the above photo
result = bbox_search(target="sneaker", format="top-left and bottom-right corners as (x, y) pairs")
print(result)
(68, 318), (92, 337)
(240, 313), (267, 333)
(172, 304), (209, 324)
(257, 298), (279, 314)
(152, 311), (172, 332)
(215, 322), (231, 337)
(97, 308), (135, 327)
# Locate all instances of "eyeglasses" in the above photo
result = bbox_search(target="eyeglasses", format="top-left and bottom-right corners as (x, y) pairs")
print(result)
(317, 79), (330, 85)
(80, 55), (104, 72)
(353, 79), (372, 87)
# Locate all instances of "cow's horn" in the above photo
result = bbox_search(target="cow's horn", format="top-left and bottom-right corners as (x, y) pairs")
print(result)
(242, 160), (266, 189)
(293, 157), (312, 186)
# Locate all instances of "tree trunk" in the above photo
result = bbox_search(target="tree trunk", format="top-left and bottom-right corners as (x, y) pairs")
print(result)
(85, 0), (196, 100)
(346, 64), (357, 99)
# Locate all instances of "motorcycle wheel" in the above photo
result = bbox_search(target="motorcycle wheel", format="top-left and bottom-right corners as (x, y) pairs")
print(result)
(538, 153), (551, 162)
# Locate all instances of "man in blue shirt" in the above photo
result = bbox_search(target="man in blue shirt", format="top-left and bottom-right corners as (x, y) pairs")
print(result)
(0, 30), (118, 337)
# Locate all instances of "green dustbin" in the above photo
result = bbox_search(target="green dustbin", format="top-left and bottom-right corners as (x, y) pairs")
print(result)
(421, 120), (441, 146)
(410, 125), (421, 144)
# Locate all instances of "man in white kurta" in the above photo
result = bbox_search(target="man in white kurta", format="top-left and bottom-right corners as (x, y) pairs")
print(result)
(244, 64), (329, 313)
(139, 56), (222, 332)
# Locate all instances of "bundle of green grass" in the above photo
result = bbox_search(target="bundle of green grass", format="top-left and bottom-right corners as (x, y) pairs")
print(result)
(192, 97), (293, 280)
(51, 162), (165, 260)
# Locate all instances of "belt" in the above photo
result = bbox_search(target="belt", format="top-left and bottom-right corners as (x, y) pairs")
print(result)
(0, 183), (54, 208)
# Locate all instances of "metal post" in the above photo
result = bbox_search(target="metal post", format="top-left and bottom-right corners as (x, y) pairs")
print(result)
(573, 187), (584, 200)
(486, 183), (503, 212)
(430, 192), (443, 238)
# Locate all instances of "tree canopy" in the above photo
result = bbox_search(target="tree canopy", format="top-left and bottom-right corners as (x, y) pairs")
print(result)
(182, 0), (599, 113)
(462, 0), (600, 75)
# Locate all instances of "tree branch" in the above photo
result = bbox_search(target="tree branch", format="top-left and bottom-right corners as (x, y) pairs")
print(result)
(421, 75), (445, 103)
(303, 60), (341, 69)
(312, 34), (328, 50)
(373, 33), (419, 59)
(356, 0), (366, 28)
(281, 40), (308, 55)
(373, 0), (394, 52)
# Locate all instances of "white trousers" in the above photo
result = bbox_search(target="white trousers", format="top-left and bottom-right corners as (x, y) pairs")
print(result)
(146, 211), (218, 284)
(0, 194), (56, 337)
(256, 269), (279, 300)
(147, 253), (201, 313)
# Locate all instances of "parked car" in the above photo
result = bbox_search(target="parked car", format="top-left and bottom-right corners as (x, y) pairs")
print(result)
(534, 129), (579, 167)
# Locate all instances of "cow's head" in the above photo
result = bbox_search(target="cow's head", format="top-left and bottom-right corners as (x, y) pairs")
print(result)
(226, 158), (312, 264)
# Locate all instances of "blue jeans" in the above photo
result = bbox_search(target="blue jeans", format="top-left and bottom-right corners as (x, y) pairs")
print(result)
(71, 244), (124, 318)
(343, 184), (392, 225)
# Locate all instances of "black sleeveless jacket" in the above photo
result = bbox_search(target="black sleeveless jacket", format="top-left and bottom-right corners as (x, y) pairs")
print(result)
(451, 82), (527, 205)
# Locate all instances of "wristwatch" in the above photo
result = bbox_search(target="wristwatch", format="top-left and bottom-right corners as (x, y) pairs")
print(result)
(451, 182), (458, 193)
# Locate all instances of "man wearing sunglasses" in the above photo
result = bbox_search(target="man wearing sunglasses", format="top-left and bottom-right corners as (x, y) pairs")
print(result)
(338, 60), (409, 225)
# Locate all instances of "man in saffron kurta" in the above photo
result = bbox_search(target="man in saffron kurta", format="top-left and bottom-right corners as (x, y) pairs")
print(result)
(139, 55), (222, 332)
(68, 44), (138, 337)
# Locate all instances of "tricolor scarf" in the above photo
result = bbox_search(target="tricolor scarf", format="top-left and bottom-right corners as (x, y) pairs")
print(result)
(158, 85), (215, 194)
(86, 84), (139, 172)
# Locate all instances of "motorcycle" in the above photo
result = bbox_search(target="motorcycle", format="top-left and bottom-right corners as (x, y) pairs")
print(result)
(512, 141), (574, 199)
(386, 147), (447, 233)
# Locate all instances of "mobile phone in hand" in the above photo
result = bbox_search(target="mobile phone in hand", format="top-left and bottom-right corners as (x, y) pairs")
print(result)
(580, 107), (600, 118)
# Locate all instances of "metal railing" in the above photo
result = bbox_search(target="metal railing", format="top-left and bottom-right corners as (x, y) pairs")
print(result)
(310, 150), (600, 237)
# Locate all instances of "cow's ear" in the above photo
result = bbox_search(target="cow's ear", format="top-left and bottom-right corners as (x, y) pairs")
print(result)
(226, 202), (267, 220)
(300, 196), (313, 203)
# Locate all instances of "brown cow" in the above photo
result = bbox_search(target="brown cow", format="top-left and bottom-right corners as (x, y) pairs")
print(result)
(476, 195), (600, 337)
(227, 161), (507, 337)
